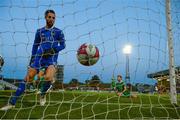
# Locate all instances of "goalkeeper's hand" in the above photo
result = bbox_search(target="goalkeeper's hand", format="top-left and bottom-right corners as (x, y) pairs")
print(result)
(42, 48), (57, 59)
(117, 92), (122, 96)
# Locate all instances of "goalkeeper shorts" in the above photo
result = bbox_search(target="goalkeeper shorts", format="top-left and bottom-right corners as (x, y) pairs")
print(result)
(30, 58), (57, 72)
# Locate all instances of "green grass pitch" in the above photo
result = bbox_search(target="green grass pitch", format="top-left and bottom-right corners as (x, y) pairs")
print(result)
(0, 90), (180, 119)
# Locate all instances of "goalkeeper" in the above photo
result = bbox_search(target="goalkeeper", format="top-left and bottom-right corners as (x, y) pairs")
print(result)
(1, 9), (66, 110)
(115, 75), (131, 97)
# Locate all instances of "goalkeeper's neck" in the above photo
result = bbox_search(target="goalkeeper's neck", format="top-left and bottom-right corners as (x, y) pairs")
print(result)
(45, 25), (54, 30)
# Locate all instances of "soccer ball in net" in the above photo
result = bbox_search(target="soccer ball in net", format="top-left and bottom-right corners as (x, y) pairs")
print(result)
(77, 43), (100, 66)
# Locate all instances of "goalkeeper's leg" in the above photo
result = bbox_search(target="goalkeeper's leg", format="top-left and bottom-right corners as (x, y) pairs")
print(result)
(40, 65), (56, 106)
(0, 68), (37, 111)
(10, 68), (37, 104)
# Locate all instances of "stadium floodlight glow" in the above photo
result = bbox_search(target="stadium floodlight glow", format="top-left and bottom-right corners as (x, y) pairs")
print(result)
(123, 45), (132, 55)
(123, 44), (132, 87)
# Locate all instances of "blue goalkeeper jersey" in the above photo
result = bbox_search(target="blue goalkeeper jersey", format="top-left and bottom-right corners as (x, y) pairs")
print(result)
(31, 26), (65, 68)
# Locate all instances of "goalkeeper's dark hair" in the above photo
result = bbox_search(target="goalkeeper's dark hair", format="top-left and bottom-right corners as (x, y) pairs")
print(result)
(117, 75), (122, 78)
(45, 9), (55, 17)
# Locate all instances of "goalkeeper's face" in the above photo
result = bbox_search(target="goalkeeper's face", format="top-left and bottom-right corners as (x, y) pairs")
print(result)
(117, 76), (122, 82)
(45, 13), (55, 28)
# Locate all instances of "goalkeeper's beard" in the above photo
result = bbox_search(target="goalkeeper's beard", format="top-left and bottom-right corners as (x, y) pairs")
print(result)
(46, 21), (54, 28)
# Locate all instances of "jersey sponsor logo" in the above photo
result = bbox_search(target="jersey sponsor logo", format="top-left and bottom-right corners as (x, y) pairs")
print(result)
(51, 30), (55, 36)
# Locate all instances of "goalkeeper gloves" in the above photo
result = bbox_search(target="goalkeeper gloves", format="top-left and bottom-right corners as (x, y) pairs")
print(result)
(42, 48), (57, 59)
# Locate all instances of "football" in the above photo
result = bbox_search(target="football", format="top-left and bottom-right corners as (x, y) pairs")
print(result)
(77, 43), (100, 66)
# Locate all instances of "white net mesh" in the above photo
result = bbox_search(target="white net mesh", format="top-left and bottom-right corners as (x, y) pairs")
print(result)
(0, 0), (179, 119)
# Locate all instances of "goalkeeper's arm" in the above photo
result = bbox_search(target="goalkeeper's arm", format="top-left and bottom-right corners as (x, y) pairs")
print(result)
(29, 29), (40, 65)
(29, 55), (35, 66)
(31, 30), (41, 56)
(56, 30), (66, 52)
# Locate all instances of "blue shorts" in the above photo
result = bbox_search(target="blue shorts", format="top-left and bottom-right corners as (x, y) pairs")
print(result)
(30, 57), (57, 72)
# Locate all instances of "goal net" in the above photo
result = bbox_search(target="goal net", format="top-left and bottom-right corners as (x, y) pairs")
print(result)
(0, 0), (179, 119)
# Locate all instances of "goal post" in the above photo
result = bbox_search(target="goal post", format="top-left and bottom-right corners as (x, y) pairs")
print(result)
(166, 0), (177, 104)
